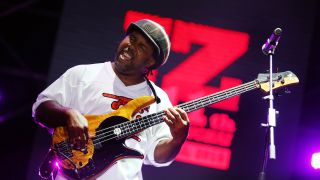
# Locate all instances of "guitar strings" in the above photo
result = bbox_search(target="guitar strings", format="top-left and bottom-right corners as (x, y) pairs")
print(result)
(92, 81), (258, 145)
(57, 81), (258, 152)
(58, 81), (258, 154)
(88, 81), (257, 143)
(92, 80), (257, 138)
(91, 81), (257, 144)
(57, 112), (166, 155)
(57, 83), (258, 156)
(93, 112), (165, 143)
(178, 81), (257, 110)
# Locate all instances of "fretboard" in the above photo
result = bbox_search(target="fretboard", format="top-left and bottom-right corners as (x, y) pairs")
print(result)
(116, 80), (258, 139)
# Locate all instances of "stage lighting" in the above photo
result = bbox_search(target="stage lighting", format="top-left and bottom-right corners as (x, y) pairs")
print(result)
(311, 152), (320, 170)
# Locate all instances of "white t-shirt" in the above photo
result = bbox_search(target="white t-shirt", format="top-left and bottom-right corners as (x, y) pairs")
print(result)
(32, 61), (173, 180)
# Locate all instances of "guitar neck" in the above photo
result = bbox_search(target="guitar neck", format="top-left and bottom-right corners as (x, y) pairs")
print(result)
(177, 80), (258, 113)
(118, 80), (259, 138)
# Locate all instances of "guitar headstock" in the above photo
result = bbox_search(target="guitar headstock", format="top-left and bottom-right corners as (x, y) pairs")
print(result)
(257, 71), (299, 92)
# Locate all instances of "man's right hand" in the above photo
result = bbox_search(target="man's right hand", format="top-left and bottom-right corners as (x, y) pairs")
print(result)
(65, 109), (89, 151)
(34, 101), (90, 150)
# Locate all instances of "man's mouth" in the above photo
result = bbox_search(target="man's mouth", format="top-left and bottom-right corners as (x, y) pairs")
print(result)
(119, 47), (134, 62)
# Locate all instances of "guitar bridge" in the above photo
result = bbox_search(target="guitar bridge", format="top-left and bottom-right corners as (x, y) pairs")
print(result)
(54, 141), (73, 159)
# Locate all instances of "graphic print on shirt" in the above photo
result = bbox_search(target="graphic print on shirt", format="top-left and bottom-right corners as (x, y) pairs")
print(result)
(102, 93), (150, 119)
(102, 93), (151, 141)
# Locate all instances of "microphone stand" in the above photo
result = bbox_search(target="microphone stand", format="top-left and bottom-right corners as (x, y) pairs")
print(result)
(258, 48), (278, 180)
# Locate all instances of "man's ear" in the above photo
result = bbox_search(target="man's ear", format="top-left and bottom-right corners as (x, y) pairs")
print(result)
(146, 57), (156, 69)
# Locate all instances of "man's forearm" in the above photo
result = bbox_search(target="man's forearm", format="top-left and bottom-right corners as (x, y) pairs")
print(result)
(154, 107), (189, 163)
(154, 137), (185, 163)
(34, 100), (71, 128)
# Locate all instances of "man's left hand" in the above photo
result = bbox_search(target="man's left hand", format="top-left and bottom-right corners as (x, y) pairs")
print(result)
(163, 107), (190, 144)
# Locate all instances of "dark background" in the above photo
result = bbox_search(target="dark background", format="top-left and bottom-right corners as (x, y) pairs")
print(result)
(0, 0), (319, 179)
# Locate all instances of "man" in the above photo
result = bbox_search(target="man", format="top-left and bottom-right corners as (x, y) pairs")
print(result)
(33, 19), (190, 179)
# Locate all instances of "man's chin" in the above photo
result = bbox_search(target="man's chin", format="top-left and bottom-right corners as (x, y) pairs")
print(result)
(114, 60), (130, 74)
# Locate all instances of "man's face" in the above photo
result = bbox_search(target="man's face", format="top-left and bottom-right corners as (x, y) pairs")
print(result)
(114, 30), (156, 75)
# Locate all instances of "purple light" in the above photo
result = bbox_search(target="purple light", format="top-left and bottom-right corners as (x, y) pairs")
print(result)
(311, 152), (320, 170)
(55, 161), (61, 170)
(0, 91), (3, 102)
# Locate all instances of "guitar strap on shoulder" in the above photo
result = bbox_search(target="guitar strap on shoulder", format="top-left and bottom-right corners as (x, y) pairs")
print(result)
(144, 76), (161, 104)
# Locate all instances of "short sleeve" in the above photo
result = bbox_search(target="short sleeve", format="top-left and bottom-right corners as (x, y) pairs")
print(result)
(144, 123), (173, 167)
(32, 65), (85, 118)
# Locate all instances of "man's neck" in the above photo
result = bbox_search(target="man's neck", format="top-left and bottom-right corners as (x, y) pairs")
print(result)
(111, 62), (145, 86)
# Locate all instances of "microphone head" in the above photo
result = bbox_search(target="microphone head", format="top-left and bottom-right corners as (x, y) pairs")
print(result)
(274, 28), (282, 35)
(262, 28), (282, 55)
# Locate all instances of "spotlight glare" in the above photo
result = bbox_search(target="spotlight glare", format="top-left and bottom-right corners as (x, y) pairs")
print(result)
(311, 152), (320, 170)
(54, 161), (60, 170)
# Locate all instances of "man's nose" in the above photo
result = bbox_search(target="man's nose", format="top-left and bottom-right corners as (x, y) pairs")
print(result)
(127, 42), (136, 52)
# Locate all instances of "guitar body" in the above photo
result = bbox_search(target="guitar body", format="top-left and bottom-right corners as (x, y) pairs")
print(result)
(52, 96), (155, 179)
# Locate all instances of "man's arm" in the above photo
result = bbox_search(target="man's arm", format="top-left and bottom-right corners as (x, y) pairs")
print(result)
(34, 100), (89, 150)
(154, 108), (189, 163)
(35, 100), (73, 127)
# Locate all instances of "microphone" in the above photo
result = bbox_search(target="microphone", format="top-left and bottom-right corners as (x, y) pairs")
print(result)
(262, 28), (282, 55)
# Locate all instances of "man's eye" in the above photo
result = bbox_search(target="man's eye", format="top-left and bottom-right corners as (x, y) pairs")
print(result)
(129, 35), (136, 42)
(140, 45), (146, 51)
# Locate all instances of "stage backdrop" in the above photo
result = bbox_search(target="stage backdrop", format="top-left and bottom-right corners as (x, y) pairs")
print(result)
(28, 0), (316, 179)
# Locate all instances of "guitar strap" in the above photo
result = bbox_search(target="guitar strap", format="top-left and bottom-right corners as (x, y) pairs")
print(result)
(144, 76), (161, 104)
